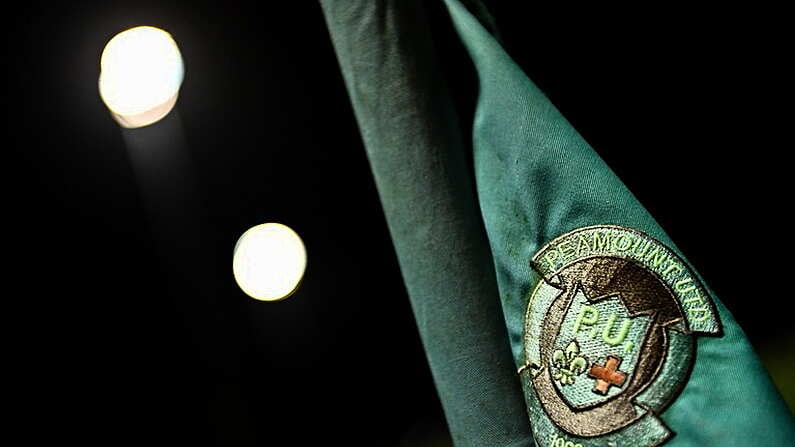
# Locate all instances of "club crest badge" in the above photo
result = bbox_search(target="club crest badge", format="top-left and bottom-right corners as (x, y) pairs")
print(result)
(519, 225), (721, 447)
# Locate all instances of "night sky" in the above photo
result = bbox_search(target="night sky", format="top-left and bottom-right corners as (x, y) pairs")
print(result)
(8, 2), (791, 445)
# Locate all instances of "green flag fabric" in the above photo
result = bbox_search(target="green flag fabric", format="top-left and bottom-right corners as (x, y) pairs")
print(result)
(321, 2), (533, 445)
(323, 0), (794, 446)
(443, 1), (794, 446)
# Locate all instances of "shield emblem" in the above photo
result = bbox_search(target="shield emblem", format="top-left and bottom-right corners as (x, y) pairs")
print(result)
(521, 226), (721, 445)
(549, 287), (652, 408)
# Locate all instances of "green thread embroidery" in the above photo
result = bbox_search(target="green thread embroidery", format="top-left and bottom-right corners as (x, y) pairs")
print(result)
(601, 314), (632, 346)
(572, 306), (598, 334)
(520, 225), (722, 447)
(551, 340), (588, 386)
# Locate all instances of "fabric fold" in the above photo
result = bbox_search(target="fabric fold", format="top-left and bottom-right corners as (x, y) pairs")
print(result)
(320, 1), (534, 445)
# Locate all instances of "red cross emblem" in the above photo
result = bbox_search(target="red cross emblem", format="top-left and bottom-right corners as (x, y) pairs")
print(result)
(588, 355), (627, 395)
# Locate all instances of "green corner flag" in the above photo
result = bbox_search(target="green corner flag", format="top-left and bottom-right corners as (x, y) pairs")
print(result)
(322, 1), (795, 446)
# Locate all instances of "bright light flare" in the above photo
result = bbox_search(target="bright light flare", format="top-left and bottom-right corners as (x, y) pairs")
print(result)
(99, 26), (184, 128)
(233, 223), (307, 302)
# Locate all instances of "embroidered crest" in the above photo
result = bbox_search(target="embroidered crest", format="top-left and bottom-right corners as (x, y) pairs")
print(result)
(519, 225), (721, 447)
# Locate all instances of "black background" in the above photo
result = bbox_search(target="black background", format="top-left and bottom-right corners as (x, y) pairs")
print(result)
(7, 1), (792, 445)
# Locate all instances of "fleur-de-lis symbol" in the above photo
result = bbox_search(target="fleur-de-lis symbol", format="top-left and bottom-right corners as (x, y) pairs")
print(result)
(551, 340), (589, 386)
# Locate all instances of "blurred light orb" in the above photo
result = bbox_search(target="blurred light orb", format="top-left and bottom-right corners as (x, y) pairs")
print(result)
(233, 223), (307, 301)
(98, 26), (184, 128)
